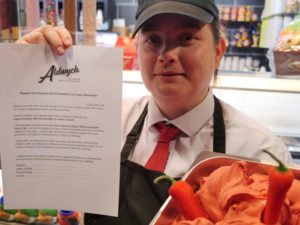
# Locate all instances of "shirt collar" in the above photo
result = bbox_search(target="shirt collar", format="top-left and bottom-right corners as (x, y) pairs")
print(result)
(147, 89), (215, 136)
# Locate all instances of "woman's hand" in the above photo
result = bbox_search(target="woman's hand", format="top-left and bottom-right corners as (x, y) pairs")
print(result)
(15, 25), (72, 55)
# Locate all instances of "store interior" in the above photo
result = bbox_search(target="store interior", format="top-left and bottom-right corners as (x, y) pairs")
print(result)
(0, 0), (300, 163)
(0, 1), (300, 225)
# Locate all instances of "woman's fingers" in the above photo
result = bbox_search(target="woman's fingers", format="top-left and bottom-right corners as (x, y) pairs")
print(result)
(15, 28), (48, 45)
(55, 26), (73, 47)
(42, 26), (65, 54)
(15, 25), (73, 55)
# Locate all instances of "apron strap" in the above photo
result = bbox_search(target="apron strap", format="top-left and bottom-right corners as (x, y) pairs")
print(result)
(213, 96), (226, 153)
(121, 103), (148, 163)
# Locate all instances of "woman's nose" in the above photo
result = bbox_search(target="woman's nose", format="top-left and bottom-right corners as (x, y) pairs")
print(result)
(158, 46), (177, 64)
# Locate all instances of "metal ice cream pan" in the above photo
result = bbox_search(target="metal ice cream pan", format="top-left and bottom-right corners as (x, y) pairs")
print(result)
(150, 151), (300, 225)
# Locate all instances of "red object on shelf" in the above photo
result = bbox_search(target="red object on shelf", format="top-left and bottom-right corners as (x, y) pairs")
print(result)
(57, 211), (81, 225)
(115, 36), (138, 70)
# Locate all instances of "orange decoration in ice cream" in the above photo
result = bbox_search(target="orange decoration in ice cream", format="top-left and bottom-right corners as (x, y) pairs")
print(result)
(262, 150), (294, 225)
(155, 175), (208, 220)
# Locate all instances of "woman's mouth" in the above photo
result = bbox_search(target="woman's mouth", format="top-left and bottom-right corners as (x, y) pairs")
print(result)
(155, 71), (184, 76)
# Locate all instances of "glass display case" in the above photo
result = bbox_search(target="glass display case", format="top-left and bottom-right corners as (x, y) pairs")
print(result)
(122, 70), (300, 164)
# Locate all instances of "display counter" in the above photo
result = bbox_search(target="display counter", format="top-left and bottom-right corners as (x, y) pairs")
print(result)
(123, 70), (300, 93)
(122, 70), (300, 163)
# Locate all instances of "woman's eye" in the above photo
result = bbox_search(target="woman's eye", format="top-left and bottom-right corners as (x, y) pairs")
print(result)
(146, 36), (160, 45)
(180, 34), (195, 44)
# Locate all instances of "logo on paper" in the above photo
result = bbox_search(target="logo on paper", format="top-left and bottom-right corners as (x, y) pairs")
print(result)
(39, 65), (80, 83)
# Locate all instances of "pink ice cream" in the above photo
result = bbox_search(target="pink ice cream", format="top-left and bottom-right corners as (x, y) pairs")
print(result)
(172, 161), (300, 225)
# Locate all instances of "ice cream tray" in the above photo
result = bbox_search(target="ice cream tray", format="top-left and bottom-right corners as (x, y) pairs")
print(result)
(150, 151), (300, 225)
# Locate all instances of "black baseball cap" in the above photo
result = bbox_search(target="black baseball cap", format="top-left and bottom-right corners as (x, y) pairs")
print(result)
(133, 0), (219, 37)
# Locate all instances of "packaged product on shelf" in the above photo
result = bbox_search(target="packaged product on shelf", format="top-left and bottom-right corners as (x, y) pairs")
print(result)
(245, 6), (253, 22)
(249, 24), (260, 48)
(0, 0), (20, 41)
(278, 18), (300, 52)
(220, 6), (230, 21)
(82, 0), (96, 45)
(286, 0), (299, 13)
(230, 26), (251, 48)
(230, 7), (237, 21)
(251, 12), (258, 22)
(43, 0), (59, 26)
(112, 18), (127, 37)
(237, 6), (246, 22)
(25, 0), (40, 32)
(272, 17), (300, 75)
(96, 9), (103, 30)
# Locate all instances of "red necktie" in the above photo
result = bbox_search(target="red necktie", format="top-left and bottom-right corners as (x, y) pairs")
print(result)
(145, 122), (180, 172)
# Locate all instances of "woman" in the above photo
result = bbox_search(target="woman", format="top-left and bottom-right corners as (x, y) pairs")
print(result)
(16, 0), (293, 224)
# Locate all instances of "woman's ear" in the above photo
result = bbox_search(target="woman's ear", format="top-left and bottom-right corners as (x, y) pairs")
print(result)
(215, 37), (227, 69)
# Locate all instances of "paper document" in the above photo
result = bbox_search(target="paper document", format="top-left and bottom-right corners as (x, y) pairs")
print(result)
(0, 43), (123, 216)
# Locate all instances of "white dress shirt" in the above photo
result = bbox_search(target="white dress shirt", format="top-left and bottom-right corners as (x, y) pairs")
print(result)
(121, 89), (293, 178)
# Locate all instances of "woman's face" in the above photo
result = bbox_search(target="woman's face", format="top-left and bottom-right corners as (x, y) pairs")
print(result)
(138, 14), (225, 117)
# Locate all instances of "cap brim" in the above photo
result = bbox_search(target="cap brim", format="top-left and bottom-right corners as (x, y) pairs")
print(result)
(133, 1), (214, 37)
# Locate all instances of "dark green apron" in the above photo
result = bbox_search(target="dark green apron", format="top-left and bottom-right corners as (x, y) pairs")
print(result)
(84, 96), (225, 225)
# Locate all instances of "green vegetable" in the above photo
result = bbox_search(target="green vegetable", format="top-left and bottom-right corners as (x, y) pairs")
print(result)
(20, 209), (39, 217)
(39, 209), (58, 217)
